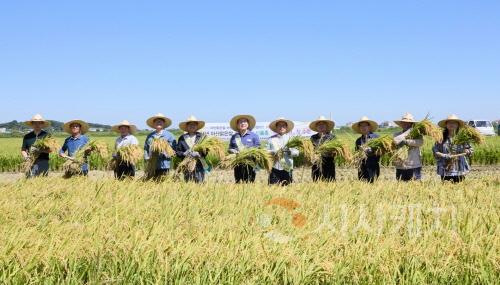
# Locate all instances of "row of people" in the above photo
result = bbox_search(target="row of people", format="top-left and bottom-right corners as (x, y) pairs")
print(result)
(21, 113), (473, 183)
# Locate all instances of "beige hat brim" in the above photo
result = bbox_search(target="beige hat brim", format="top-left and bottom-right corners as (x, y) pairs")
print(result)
(179, 120), (206, 132)
(309, 119), (335, 133)
(63, 120), (90, 134)
(147, 115), (172, 129)
(352, 120), (378, 134)
(112, 124), (138, 134)
(230, 115), (256, 132)
(269, 119), (294, 134)
(25, 120), (50, 129)
(438, 119), (465, 129)
(394, 120), (417, 128)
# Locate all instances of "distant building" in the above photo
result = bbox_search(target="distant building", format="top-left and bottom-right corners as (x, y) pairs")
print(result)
(89, 127), (107, 132)
(380, 121), (398, 128)
(0, 128), (10, 134)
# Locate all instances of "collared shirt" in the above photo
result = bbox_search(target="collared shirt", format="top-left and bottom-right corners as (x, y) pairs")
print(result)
(433, 138), (473, 177)
(393, 129), (423, 169)
(22, 130), (49, 160)
(185, 134), (197, 149)
(229, 131), (260, 151)
(115, 134), (139, 150)
(355, 132), (381, 166)
(59, 135), (89, 157)
(144, 130), (177, 170)
(267, 133), (299, 171)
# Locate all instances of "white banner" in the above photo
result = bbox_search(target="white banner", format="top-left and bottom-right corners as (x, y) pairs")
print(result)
(199, 121), (315, 141)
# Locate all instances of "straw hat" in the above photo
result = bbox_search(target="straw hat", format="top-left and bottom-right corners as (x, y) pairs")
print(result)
(63, 119), (90, 134)
(179, 115), (206, 132)
(230, 114), (256, 132)
(352, 116), (379, 134)
(269, 117), (294, 134)
(24, 114), (50, 128)
(309, 116), (335, 133)
(112, 120), (138, 134)
(438, 114), (465, 128)
(394, 113), (417, 128)
(146, 113), (172, 129)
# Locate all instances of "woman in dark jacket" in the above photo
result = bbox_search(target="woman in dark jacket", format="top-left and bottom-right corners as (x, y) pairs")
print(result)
(309, 116), (336, 182)
(176, 116), (207, 183)
(352, 116), (381, 183)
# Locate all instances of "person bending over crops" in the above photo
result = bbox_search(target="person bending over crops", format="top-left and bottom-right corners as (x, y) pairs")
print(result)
(433, 115), (474, 183)
(353, 116), (381, 183)
(112, 120), (139, 180)
(309, 116), (336, 182)
(144, 113), (177, 180)
(228, 114), (261, 183)
(267, 118), (299, 186)
(21, 114), (51, 178)
(59, 119), (90, 177)
(392, 113), (424, 182)
(176, 116), (207, 183)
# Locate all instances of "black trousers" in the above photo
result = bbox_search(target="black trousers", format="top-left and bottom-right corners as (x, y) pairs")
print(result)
(27, 159), (49, 178)
(311, 156), (336, 182)
(114, 163), (135, 180)
(441, 175), (465, 183)
(396, 167), (422, 182)
(358, 163), (380, 183)
(234, 165), (256, 183)
(152, 169), (169, 181)
(269, 168), (293, 186)
(184, 168), (205, 183)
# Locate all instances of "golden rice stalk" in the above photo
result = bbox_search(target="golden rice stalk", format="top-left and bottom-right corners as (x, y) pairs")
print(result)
(63, 159), (83, 177)
(221, 148), (273, 172)
(151, 138), (176, 157)
(116, 144), (142, 165)
(193, 136), (226, 161)
(352, 135), (396, 167)
(314, 140), (352, 164)
(176, 157), (198, 174)
(406, 118), (443, 142)
(453, 125), (484, 145)
(22, 136), (60, 173)
(276, 137), (315, 165)
(75, 140), (109, 161)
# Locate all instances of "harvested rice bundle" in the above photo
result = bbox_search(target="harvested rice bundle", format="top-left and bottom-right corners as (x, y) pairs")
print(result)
(222, 148), (273, 172)
(63, 140), (109, 177)
(279, 137), (315, 165)
(453, 125), (484, 145)
(176, 136), (226, 174)
(406, 118), (443, 142)
(144, 138), (176, 179)
(63, 159), (83, 176)
(109, 145), (143, 170)
(22, 136), (60, 173)
(314, 140), (352, 164)
(352, 135), (396, 167)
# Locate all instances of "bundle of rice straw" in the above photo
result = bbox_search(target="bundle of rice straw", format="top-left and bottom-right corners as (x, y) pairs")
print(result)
(108, 144), (143, 170)
(221, 147), (273, 172)
(63, 140), (109, 177)
(453, 125), (484, 145)
(144, 138), (176, 179)
(279, 137), (315, 165)
(22, 136), (60, 173)
(176, 136), (226, 174)
(406, 117), (443, 142)
(313, 139), (352, 165)
(352, 135), (396, 167)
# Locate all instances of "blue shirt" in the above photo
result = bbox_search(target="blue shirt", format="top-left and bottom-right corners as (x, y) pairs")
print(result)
(229, 131), (261, 151)
(59, 135), (90, 172)
(144, 130), (177, 170)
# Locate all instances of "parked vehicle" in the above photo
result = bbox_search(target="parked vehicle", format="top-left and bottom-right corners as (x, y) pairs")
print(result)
(467, 120), (496, 136)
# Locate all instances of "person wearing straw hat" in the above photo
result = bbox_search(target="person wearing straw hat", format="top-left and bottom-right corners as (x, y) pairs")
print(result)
(309, 116), (337, 182)
(433, 115), (473, 183)
(21, 114), (51, 177)
(59, 119), (90, 176)
(112, 120), (139, 180)
(228, 114), (261, 183)
(393, 113), (424, 181)
(267, 117), (299, 186)
(352, 116), (381, 183)
(176, 115), (207, 183)
(144, 113), (177, 180)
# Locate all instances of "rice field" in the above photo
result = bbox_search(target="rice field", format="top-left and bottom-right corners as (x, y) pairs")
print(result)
(0, 170), (498, 284)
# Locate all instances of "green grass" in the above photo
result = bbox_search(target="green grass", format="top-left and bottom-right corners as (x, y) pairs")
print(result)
(0, 176), (498, 284)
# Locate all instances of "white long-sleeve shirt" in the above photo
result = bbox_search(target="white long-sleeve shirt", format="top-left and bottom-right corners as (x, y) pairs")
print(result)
(267, 134), (299, 171)
(393, 129), (424, 169)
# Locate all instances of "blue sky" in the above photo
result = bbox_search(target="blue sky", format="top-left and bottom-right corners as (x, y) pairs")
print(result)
(1, 0), (499, 129)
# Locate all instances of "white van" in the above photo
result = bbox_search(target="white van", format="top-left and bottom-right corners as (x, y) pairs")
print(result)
(467, 120), (496, 136)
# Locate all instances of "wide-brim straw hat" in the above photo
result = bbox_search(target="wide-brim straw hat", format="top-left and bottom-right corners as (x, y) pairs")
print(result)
(352, 116), (379, 134)
(179, 115), (206, 132)
(309, 115), (335, 132)
(146, 113), (172, 129)
(438, 114), (465, 128)
(25, 114), (50, 128)
(63, 119), (90, 134)
(112, 120), (138, 134)
(394, 113), (417, 128)
(269, 117), (294, 134)
(230, 114), (256, 132)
